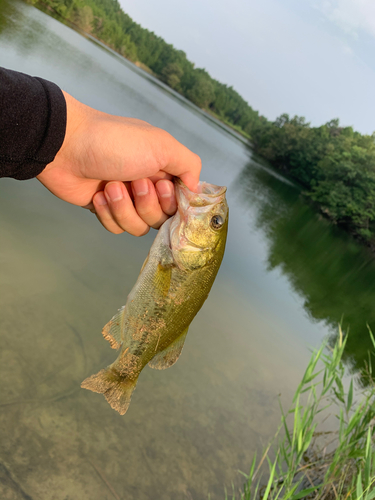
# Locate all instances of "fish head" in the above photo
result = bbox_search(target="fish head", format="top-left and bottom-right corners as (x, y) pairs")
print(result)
(170, 179), (229, 270)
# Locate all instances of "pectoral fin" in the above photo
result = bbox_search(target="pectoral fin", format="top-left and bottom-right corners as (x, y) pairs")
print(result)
(102, 306), (125, 350)
(148, 328), (189, 370)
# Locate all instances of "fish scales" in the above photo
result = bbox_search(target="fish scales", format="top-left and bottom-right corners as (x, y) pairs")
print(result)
(81, 179), (228, 415)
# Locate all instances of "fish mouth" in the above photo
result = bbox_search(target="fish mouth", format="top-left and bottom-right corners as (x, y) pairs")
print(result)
(197, 181), (227, 197)
(175, 179), (227, 208)
(171, 179), (228, 254)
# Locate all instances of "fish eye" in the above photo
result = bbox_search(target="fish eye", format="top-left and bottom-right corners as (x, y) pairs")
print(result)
(210, 214), (224, 230)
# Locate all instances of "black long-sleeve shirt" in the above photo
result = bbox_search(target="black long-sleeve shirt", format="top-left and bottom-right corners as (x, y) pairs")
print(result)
(0, 67), (66, 180)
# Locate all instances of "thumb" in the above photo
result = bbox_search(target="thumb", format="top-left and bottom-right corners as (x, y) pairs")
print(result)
(157, 131), (201, 192)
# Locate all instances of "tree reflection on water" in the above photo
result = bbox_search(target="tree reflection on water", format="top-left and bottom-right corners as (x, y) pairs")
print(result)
(237, 156), (375, 381)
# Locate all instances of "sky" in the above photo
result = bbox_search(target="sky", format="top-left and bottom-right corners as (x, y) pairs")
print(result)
(119, 0), (375, 134)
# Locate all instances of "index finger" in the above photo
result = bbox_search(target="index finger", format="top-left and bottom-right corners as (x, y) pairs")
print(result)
(157, 130), (201, 192)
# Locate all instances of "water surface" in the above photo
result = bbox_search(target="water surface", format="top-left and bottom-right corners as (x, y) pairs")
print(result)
(1, 2), (374, 499)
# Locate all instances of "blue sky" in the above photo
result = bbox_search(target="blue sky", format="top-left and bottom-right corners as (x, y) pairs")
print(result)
(120, 0), (375, 134)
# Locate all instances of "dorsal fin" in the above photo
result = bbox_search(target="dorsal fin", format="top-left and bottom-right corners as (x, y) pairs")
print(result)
(102, 306), (125, 349)
(148, 327), (189, 370)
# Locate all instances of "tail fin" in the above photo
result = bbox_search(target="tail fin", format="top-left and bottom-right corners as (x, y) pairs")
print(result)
(81, 367), (138, 415)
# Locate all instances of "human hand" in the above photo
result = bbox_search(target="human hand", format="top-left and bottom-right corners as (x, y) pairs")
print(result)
(37, 91), (201, 235)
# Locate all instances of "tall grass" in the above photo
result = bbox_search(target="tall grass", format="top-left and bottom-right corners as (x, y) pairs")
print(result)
(229, 328), (375, 500)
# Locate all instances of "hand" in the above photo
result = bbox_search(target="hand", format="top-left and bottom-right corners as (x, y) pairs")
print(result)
(37, 91), (201, 235)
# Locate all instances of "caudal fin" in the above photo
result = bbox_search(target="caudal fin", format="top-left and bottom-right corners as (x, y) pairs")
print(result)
(81, 367), (137, 415)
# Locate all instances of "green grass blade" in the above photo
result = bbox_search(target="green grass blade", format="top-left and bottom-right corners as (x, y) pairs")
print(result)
(347, 378), (353, 414)
(290, 485), (321, 500)
(357, 471), (364, 500)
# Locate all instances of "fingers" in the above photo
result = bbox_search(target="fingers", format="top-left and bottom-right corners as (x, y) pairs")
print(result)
(155, 179), (177, 215)
(93, 182), (149, 236)
(131, 178), (176, 228)
(92, 179), (177, 235)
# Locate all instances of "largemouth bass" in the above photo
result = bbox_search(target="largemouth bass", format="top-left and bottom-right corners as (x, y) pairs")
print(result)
(81, 179), (228, 415)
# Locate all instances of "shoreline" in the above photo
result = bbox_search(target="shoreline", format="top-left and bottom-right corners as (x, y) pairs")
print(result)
(28, 0), (250, 147)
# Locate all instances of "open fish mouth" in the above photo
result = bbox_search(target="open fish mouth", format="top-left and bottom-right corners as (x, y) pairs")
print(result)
(197, 181), (227, 197)
(175, 179), (227, 208)
(170, 179), (228, 255)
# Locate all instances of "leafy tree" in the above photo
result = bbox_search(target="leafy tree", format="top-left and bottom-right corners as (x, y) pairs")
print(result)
(249, 113), (375, 246)
(186, 71), (215, 108)
(75, 4), (93, 32)
(160, 62), (184, 90)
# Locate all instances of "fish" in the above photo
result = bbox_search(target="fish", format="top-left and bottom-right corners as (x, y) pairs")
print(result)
(81, 179), (229, 415)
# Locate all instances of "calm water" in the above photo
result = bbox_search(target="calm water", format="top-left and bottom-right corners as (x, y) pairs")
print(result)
(1, 2), (375, 499)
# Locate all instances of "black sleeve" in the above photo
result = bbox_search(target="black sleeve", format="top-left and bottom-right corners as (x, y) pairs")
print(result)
(0, 67), (67, 180)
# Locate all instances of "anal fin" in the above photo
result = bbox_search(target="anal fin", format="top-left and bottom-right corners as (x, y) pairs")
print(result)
(102, 305), (125, 349)
(148, 327), (188, 370)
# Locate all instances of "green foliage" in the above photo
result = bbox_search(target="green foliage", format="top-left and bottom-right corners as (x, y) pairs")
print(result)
(250, 115), (375, 246)
(186, 70), (215, 108)
(160, 62), (183, 90)
(309, 133), (375, 240)
(74, 3), (93, 32)
(31, 0), (257, 136)
(230, 329), (375, 499)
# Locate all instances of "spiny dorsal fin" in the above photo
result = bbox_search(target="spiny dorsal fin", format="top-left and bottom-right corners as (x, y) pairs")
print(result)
(148, 327), (188, 370)
(102, 306), (125, 350)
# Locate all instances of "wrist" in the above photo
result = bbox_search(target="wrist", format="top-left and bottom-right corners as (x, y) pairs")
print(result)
(37, 91), (93, 179)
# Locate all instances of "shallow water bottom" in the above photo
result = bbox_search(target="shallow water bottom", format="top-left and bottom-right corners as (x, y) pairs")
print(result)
(0, 179), (310, 500)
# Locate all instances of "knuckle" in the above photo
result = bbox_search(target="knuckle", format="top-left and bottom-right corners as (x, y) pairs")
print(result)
(194, 152), (202, 173)
(114, 207), (149, 237)
(152, 130), (169, 170)
(137, 204), (158, 220)
(116, 211), (133, 229)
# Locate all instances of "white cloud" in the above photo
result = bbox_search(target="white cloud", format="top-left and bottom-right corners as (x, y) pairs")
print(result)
(319, 0), (375, 38)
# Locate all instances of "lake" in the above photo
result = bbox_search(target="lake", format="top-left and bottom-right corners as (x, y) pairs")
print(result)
(1, 1), (375, 499)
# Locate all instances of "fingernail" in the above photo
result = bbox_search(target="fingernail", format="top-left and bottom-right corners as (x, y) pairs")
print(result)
(106, 182), (123, 202)
(133, 179), (149, 197)
(95, 192), (107, 206)
(156, 180), (173, 198)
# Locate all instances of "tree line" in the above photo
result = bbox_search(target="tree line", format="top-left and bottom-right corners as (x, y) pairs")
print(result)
(251, 115), (375, 247)
(30, 0), (259, 137)
(29, 0), (375, 249)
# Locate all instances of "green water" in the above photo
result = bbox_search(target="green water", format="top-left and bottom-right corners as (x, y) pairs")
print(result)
(1, 1), (375, 498)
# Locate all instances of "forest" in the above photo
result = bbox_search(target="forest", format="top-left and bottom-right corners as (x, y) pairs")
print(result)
(28, 0), (259, 137)
(250, 115), (375, 247)
(29, 0), (375, 249)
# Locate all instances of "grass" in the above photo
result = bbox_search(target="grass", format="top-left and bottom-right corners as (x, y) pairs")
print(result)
(227, 327), (375, 500)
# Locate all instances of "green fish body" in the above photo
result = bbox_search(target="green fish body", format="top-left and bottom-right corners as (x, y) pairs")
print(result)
(81, 180), (228, 415)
